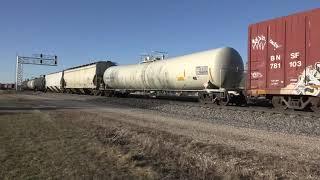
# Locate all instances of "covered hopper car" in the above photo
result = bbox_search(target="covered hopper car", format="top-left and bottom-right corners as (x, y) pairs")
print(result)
(40, 61), (115, 95)
(63, 61), (115, 95)
(45, 71), (64, 93)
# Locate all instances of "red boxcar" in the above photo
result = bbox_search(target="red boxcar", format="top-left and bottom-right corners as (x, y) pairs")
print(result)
(247, 8), (320, 110)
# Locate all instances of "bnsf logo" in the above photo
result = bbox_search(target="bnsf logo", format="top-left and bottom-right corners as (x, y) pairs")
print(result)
(290, 52), (300, 59)
(289, 52), (301, 68)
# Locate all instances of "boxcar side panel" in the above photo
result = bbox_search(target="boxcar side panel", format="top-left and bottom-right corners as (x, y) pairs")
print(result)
(249, 23), (268, 90)
(267, 19), (285, 89)
(304, 10), (320, 96)
(284, 14), (306, 90)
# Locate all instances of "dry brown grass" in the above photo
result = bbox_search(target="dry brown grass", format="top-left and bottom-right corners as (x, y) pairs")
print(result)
(82, 111), (320, 179)
(1, 93), (319, 179)
(0, 111), (156, 179)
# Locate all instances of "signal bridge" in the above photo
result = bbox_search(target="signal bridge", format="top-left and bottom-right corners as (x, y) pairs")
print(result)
(16, 54), (58, 91)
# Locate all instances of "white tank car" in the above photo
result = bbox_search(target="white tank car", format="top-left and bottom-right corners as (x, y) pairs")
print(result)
(27, 80), (35, 90)
(26, 77), (45, 91)
(103, 47), (244, 91)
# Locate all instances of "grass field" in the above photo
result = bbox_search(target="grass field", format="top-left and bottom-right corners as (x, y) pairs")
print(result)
(1, 92), (320, 179)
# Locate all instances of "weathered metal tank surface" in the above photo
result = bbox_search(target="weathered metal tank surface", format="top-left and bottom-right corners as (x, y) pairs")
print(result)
(27, 79), (35, 90)
(33, 77), (45, 91)
(104, 47), (244, 90)
(45, 71), (63, 92)
(27, 77), (45, 91)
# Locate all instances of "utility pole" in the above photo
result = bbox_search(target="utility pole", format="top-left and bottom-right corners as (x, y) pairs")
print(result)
(15, 54), (58, 91)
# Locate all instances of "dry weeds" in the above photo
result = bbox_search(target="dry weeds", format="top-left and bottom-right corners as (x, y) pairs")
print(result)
(1, 94), (320, 179)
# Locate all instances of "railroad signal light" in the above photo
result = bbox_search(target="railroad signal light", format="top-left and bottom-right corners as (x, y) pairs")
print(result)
(16, 53), (58, 91)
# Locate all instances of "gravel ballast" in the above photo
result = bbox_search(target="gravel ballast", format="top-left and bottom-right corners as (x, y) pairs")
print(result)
(94, 96), (320, 137)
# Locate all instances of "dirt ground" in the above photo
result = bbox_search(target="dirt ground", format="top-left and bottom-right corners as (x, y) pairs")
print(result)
(0, 91), (320, 179)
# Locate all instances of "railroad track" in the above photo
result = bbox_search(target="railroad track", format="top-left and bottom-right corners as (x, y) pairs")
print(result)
(116, 95), (320, 119)
(27, 91), (320, 119)
(170, 100), (320, 118)
(15, 92), (320, 136)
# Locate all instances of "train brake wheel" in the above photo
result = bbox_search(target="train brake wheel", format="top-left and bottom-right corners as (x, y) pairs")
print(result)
(272, 96), (287, 110)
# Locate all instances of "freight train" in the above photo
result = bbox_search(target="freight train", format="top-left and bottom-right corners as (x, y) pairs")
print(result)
(22, 8), (320, 111)
(23, 48), (245, 105)
(0, 83), (15, 90)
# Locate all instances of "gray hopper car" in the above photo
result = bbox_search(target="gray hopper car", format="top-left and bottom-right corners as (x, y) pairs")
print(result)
(63, 61), (115, 95)
(44, 61), (115, 95)
(45, 71), (64, 93)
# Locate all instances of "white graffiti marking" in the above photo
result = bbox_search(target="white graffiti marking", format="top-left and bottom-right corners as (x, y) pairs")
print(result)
(292, 63), (320, 96)
(316, 62), (320, 72)
(252, 35), (266, 50)
(270, 79), (280, 86)
(251, 71), (263, 79)
(269, 39), (282, 49)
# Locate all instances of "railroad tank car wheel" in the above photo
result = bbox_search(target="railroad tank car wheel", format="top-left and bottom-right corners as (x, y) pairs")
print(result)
(272, 96), (287, 109)
(219, 97), (229, 106)
(217, 93), (229, 106)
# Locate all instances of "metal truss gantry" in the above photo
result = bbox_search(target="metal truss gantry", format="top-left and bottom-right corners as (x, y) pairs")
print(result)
(16, 54), (58, 90)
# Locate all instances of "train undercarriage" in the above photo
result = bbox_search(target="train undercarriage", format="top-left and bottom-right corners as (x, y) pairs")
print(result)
(101, 88), (247, 106)
(271, 95), (320, 112)
(45, 87), (319, 112)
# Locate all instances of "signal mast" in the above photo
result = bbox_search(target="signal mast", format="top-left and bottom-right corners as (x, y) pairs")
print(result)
(15, 54), (58, 91)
